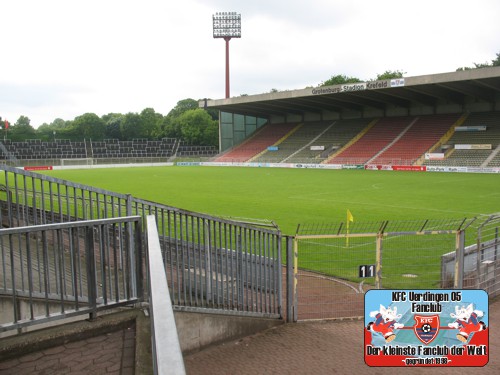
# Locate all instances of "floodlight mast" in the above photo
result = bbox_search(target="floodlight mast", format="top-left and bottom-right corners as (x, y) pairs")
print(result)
(213, 12), (241, 99)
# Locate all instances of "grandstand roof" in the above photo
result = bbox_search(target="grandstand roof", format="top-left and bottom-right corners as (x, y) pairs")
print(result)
(202, 66), (500, 118)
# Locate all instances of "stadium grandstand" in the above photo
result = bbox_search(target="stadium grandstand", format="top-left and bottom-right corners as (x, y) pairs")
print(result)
(1, 67), (500, 170)
(206, 66), (500, 170)
(0, 137), (218, 166)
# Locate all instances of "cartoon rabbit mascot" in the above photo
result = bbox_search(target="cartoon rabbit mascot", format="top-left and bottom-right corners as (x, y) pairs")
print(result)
(448, 303), (487, 343)
(367, 304), (404, 343)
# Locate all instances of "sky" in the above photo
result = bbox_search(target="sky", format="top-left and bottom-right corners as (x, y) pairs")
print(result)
(1, 0), (499, 128)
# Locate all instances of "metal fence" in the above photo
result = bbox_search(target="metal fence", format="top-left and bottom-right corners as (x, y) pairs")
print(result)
(133, 198), (282, 317)
(146, 215), (185, 375)
(0, 165), (282, 319)
(6, 164), (496, 325)
(292, 218), (477, 320)
(476, 214), (500, 296)
(0, 216), (142, 333)
(441, 214), (500, 295)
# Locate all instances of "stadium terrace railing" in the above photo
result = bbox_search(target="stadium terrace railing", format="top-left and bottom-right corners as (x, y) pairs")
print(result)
(146, 215), (185, 375)
(133, 197), (282, 317)
(0, 216), (143, 333)
(0, 165), (283, 319)
(291, 218), (482, 320)
(441, 213), (500, 296)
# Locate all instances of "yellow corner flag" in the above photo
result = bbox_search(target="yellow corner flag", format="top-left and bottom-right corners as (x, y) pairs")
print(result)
(346, 209), (354, 247)
(347, 209), (354, 224)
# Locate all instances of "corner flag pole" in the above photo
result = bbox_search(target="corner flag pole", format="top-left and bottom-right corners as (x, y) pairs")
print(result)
(346, 209), (354, 247)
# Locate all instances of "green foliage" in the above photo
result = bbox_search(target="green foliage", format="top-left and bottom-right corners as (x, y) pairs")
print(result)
(72, 113), (105, 140)
(8, 116), (36, 141)
(160, 99), (199, 139)
(492, 52), (500, 66)
(159, 99), (217, 146)
(120, 112), (143, 140)
(140, 108), (162, 139)
(165, 99), (198, 119)
(321, 71), (405, 86)
(320, 74), (362, 86)
(37, 118), (74, 141)
(5, 98), (218, 147)
(103, 113), (124, 140)
(375, 70), (405, 80)
(456, 51), (500, 71)
(178, 109), (218, 146)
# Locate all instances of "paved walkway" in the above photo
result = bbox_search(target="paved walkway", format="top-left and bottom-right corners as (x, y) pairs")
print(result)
(0, 325), (135, 375)
(184, 299), (500, 375)
(0, 301), (499, 375)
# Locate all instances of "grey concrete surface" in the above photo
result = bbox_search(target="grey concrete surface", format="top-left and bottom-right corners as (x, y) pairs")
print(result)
(0, 308), (152, 375)
(1, 300), (499, 375)
(184, 299), (500, 375)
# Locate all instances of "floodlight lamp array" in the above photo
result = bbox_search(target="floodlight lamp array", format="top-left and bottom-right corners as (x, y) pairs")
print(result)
(213, 12), (241, 38)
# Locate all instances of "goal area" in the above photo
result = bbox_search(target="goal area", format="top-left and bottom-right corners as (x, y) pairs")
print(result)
(60, 158), (93, 166)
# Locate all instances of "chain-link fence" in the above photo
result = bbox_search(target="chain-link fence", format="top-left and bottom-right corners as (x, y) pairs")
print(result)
(293, 218), (478, 320)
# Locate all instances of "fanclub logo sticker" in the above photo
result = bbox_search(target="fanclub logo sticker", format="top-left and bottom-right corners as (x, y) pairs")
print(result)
(364, 289), (489, 367)
(413, 315), (439, 344)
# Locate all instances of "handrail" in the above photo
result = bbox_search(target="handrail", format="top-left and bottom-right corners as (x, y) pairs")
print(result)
(146, 215), (186, 375)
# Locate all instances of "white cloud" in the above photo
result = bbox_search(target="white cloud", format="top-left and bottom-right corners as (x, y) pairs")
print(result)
(1, 0), (499, 127)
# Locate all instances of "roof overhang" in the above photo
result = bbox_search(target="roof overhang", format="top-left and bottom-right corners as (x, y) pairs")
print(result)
(200, 66), (500, 118)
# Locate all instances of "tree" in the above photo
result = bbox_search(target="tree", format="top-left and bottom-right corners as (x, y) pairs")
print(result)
(197, 98), (219, 121)
(456, 51), (500, 71)
(9, 116), (36, 141)
(375, 70), (405, 80)
(36, 118), (73, 141)
(140, 108), (162, 139)
(320, 74), (362, 87)
(492, 52), (500, 66)
(178, 109), (218, 146)
(160, 99), (199, 139)
(102, 113), (124, 139)
(165, 99), (198, 119)
(72, 113), (105, 140)
(121, 112), (143, 140)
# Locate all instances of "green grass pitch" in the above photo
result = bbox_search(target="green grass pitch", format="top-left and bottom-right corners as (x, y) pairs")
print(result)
(21, 166), (500, 288)
(45, 166), (500, 235)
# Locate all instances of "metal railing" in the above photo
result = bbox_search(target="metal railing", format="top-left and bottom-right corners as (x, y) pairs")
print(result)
(133, 198), (282, 317)
(441, 214), (500, 294)
(292, 218), (477, 320)
(0, 216), (142, 332)
(146, 215), (185, 375)
(0, 165), (283, 319)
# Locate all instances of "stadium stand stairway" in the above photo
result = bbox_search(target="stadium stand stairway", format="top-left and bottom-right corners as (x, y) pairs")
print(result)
(0, 141), (19, 163)
(369, 113), (462, 166)
(284, 119), (373, 163)
(486, 145), (500, 167)
(252, 122), (333, 163)
(325, 117), (416, 165)
(214, 123), (299, 163)
(423, 111), (500, 167)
